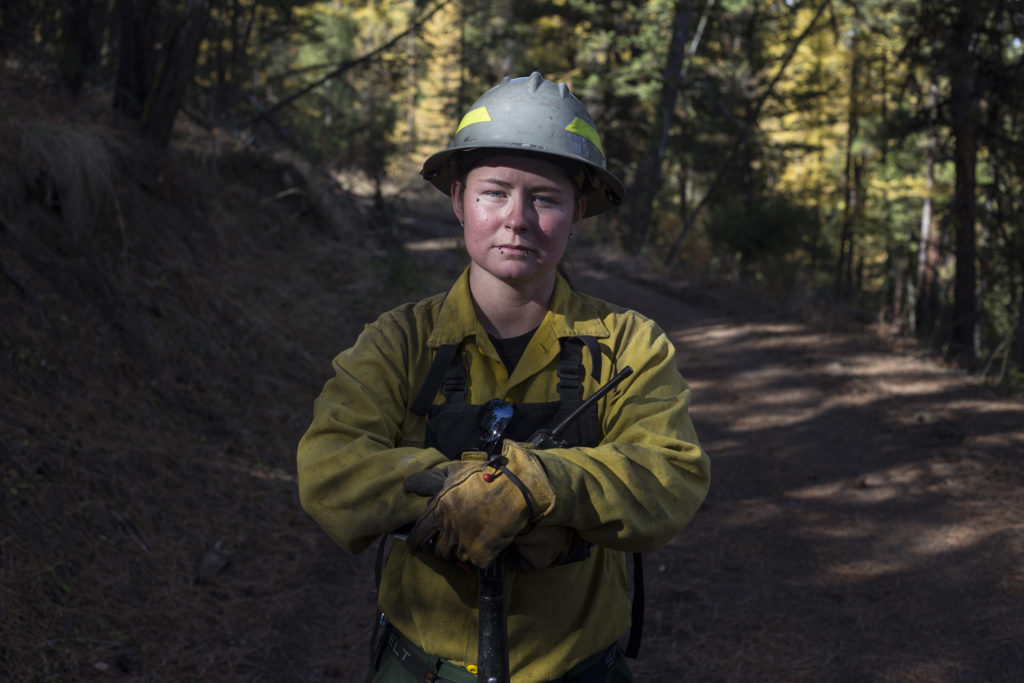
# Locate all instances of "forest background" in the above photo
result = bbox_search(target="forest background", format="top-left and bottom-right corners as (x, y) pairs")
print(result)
(2, 0), (1024, 680)
(5, 0), (1023, 379)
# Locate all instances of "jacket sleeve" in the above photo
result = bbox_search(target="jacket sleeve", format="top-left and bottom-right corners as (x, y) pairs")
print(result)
(536, 314), (710, 552)
(296, 309), (446, 555)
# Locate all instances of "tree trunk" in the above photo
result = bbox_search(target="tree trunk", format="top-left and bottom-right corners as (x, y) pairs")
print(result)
(140, 1), (209, 147)
(59, 0), (105, 96)
(407, 25), (418, 150)
(1, 0), (31, 61)
(624, 0), (693, 255)
(834, 43), (862, 300)
(113, 0), (158, 120)
(113, 0), (209, 147)
(1013, 283), (1024, 372)
(915, 79), (940, 339)
(210, 0), (228, 117)
(891, 246), (905, 325)
(947, 4), (980, 368)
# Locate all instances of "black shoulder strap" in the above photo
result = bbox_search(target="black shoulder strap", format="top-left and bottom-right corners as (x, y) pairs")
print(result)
(413, 336), (603, 414)
(557, 338), (585, 402)
(369, 535), (393, 668)
(410, 343), (462, 415)
(625, 552), (644, 658)
(557, 336), (603, 402)
(576, 335), (603, 381)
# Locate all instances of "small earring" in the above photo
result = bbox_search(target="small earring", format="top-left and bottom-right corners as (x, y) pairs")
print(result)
(569, 232), (575, 240)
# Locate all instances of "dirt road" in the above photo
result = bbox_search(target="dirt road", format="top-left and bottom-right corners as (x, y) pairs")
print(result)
(573, 260), (1024, 682)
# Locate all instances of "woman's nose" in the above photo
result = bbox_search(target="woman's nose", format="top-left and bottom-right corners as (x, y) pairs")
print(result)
(503, 193), (530, 232)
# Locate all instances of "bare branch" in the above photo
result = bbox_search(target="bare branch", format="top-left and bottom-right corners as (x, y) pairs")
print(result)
(246, 0), (449, 124)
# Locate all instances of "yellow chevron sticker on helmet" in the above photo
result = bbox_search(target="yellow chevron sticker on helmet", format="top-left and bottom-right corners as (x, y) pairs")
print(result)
(455, 106), (492, 134)
(565, 117), (604, 157)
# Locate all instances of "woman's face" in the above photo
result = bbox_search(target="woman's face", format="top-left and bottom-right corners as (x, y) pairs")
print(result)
(452, 154), (585, 291)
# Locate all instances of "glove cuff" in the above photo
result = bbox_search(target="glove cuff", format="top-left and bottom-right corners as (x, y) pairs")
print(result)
(500, 440), (556, 521)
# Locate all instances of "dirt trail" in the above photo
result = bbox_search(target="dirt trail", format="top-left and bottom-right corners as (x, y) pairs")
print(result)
(294, 218), (1024, 683)
(572, 261), (1024, 682)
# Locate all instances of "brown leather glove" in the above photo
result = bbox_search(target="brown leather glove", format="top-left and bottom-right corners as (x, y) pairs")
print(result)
(405, 440), (556, 568)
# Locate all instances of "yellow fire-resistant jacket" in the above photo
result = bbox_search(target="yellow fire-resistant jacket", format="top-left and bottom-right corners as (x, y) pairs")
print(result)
(297, 267), (710, 682)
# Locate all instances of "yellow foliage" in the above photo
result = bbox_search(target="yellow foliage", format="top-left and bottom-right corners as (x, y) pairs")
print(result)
(410, 3), (462, 161)
(762, 0), (920, 229)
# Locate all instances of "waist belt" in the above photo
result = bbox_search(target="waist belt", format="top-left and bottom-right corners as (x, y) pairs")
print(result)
(380, 623), (471, 683)
(382, 622), (621, 683)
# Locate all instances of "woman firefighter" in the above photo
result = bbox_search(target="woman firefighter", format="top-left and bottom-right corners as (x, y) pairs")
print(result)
(297, 72), (710, 682)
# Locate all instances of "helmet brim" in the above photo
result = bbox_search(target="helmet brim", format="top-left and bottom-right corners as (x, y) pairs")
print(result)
(421, 145), (624, 218)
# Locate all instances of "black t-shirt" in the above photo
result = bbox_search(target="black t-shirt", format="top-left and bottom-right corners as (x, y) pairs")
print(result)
(488, 327), (539, 373)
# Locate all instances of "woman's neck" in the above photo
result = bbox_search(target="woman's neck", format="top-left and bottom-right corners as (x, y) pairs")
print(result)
(468, 267), (555, 339)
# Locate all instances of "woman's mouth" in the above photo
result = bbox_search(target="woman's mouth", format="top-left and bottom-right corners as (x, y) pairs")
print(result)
(497, 244), (534, 256)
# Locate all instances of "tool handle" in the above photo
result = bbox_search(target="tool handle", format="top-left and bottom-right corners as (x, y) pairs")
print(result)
(477, 560), (510, 683)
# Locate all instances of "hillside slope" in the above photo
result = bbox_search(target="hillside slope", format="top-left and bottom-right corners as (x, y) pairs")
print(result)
(0, 83), (452, 680)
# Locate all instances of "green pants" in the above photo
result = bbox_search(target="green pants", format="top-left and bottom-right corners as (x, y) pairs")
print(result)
(367, 624), (634, 683)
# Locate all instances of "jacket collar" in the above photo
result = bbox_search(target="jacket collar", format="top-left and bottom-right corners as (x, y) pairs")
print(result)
(428, 267), (610, 350)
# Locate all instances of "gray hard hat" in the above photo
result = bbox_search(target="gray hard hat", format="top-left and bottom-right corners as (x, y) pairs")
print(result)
(421, 72), (624, 217)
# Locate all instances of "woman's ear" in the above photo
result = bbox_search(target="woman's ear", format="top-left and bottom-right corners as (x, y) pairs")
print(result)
(574, 195), (588, 223)
(451, 181), (465, 226)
